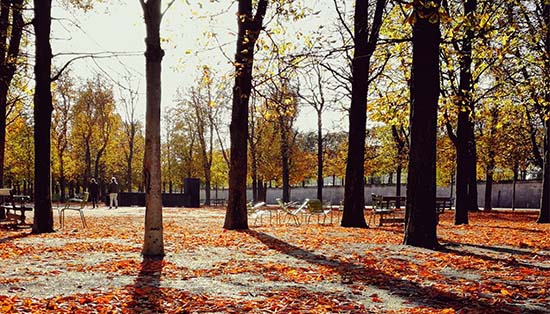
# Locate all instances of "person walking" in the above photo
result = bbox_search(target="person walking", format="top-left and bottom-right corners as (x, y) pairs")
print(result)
(108, 177), (119, 209)
(89, 178), (100, 208)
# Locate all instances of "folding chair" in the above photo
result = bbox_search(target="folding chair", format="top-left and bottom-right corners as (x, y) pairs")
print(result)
(60, 192), (89, 228)
(247, 201), (270, 226)
(276, 198), (302, 225)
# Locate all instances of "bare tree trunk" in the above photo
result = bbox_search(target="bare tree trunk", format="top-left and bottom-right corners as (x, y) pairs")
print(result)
(395, 162), (402, 209)
(537, 2), (550, 223)
(537, 119), (550, 222)
(0, 0), (23, 188)
(511, 161), (517, 211)
(32, 0), (54, 234)
(140, 0), (165, 257)
(224, 0), (267, 230)
(316, 111), (323, 201)
(126, 136), (134, 192)
(280, 116), (291, 203)
(483, 140), (496, 211)
(403, 1), (441, 249)
(392, 125), (406, 209)
(342, 0), (386, 228)
(84, 140), (92, 181)
(454, 0), (479, 225)
(249, 104), (259, 202)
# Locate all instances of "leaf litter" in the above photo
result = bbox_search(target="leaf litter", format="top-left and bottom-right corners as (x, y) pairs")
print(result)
(1, 207), (549, 313)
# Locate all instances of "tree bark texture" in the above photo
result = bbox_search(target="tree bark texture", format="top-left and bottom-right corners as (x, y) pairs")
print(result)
(141, 0), (164, 257)
(403, 0), (441, 249)
(279, 115), (291, 203)
(537, 116), (550, 223)
(126, 127), (135, 192)
(317, 111), (323, 201)
(342, 0), (386, 227)
(454, 0), (479, 225)
(0, 0), (23, 188)
(537, 2), (550, 223)
(32, 0), (54, 233)
(224, 0), (267, 230)
(392, 125), (406, 209)
(483, 157), (494, 211)
(484, 111), (497, 211)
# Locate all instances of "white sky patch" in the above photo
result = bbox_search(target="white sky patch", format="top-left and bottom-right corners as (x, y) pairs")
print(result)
(50, 0), (349, 134)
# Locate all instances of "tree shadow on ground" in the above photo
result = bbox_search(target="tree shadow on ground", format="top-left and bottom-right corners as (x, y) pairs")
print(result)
(370, 226), (403, 236)
(128, 256), (164, 313)
(245, 230), (544, 313)
(473, 224), (547, 235)
(442, 242), (550, 271)
(475, 211), (539, 223)
(0, 230), (33, 243)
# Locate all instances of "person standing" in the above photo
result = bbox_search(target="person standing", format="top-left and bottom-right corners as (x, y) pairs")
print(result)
(89, 178), (100, 208)
(108, 177), (119, 209)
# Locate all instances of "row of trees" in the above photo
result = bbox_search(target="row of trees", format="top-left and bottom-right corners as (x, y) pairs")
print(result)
(223, 0), (550, 250)
(1, 0), (548, 255)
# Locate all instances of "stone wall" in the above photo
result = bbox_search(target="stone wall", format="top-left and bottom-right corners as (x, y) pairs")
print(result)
(202, 180), (543, 209)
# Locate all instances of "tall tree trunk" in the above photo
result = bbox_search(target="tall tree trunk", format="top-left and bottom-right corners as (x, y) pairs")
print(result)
(84, 140), (92, 181)
(60, 176), (66, 202)
(342, 0), (387, 227)
(316, 110), (323, 201)
(93, 151), (102, 179)
(483, 163), (493, 211)
(342, 0), (369, 228)
(403, 0), (441, 249)
(512, 161), (518, 211)
(537, 119), (550, 223)
(32, 0), (54, 233)
(484, 114), (497, 211)
(454, 0), (478, 225)
(251, 175), (258, 202)
(126, 139), (134, 192)
(392, 125), (406, 209)
(280, 117), (291, 203)
(395, 162), (402, 209)
(537, 119), (550, 222)
(140, 0), (165, 257)
(58, 148), (66, 201)
(250, 122), (258, 202)
(537, 2), (550, 223)
(258, 179), (266, 202)
(204, 168), (211, 205)
(0, 0), (23, 188)
(224, 0), (267, 230)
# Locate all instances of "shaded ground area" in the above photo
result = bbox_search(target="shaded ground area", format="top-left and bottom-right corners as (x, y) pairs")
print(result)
(1, 207), (549, 313)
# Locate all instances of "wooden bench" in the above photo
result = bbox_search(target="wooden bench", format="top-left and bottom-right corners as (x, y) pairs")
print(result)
(436, 196), (454, 214)
(212, 198), (227, 206)
(0, 188), (33, 226)
(368, 195), (453, 226)
(370, 194), (406, 226)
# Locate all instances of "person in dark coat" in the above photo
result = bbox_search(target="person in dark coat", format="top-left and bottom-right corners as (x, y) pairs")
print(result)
(89, 178), (100, 208)
(108, 177), (119, 209)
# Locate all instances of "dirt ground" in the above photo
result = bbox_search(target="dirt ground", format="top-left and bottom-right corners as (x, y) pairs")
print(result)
(1, 206), (549, 313)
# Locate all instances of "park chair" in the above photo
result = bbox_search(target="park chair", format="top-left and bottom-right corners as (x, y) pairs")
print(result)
(247, 201), (270, 226)
(334, 199), (344, 223)
(60, 192), (89, 228)
(304, 199), (332, 224)
(276, 198), (302, 225)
